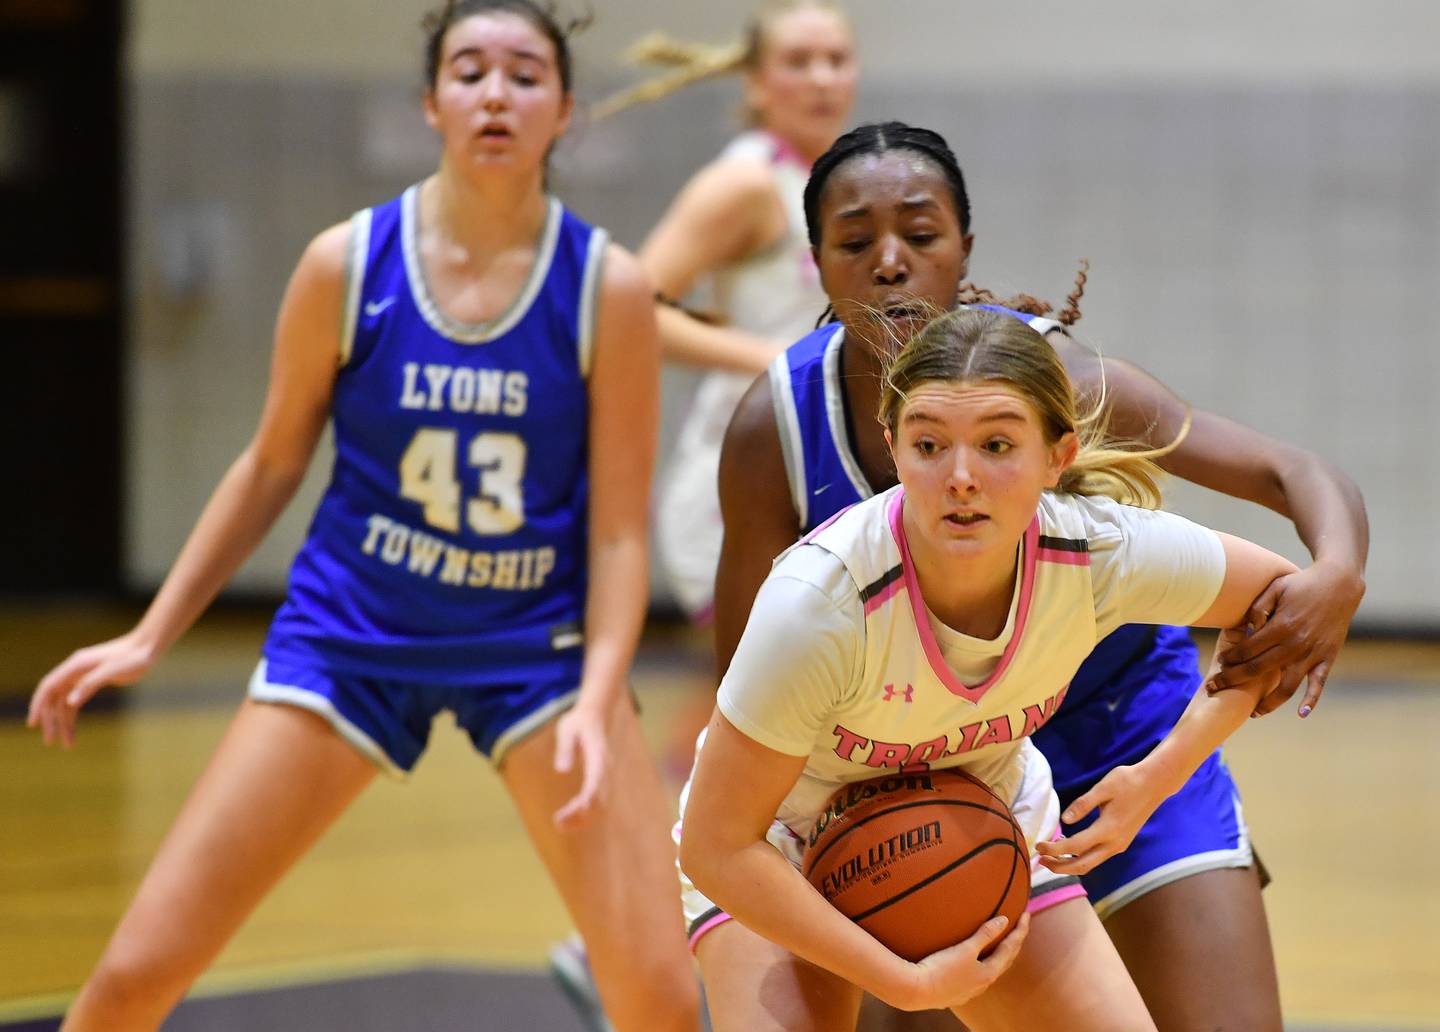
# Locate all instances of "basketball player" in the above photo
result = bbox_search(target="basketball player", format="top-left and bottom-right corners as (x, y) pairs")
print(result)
(26, 4), (698, 1030)
(712, 123), (1368, 1029)
(549, 13), (856, 1024)
(598, 0), (856, 622)
(682, 306), (1299, 1030)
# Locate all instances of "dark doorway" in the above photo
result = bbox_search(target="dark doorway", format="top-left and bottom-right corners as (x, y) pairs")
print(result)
(0, 0), (125, 594)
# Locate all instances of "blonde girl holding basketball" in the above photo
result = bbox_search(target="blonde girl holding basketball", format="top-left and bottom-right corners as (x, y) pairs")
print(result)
(27, 4), (698, 1030)
(599, 0), (856, 620)
(716, 119), (1367, 1031)
(678, 309), (1296, 1030)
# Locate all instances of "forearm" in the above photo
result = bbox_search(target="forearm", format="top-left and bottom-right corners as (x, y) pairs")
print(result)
(133, 447), (306, 656)
(656, 305), (777, 375)
(1270, 450), (1369, 574)
(1135, 655), (1267, 799)
(684, 836), (910, 1001)
(576, 533), (647, 713)
(1097, 361), (1369, 576)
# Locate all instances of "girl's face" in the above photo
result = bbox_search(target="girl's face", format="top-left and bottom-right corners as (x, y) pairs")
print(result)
(746, 6), (857, 160)
(887, 380), (1076, 563)
(814, 151), (974, 357)
(424, 13), (572, 181)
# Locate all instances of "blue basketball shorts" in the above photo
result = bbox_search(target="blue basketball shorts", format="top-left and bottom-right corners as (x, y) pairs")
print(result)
(246, 655), (581, 777)
(1056, 749), (1253, 919)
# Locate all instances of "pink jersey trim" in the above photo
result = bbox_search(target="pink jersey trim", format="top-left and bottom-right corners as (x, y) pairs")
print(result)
(1027, 883), (1088, 914)
(801, 501), (857, 544)
(690, 602), (715, 628)
(764, 130), (811, 171)
(887, 490), (1039, 704)
(688, 911), (735, 953)
(1036, 548), (1091, 566)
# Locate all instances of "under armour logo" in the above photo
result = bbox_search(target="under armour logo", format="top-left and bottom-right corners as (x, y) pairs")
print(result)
(882, 683), (914, 703)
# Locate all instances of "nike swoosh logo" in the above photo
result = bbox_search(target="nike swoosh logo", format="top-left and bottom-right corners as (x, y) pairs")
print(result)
(364, 297), (396, 317)
(813, 483), (833, 497)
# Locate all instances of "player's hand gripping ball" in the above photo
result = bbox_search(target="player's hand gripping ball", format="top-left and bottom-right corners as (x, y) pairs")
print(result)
(802, 768), (1029, 962)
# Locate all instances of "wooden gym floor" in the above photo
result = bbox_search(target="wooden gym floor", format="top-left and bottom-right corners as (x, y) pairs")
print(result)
(1, 604), (1437, 1030)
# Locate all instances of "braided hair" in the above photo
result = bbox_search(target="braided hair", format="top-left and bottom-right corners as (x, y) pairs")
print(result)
(804, 121), (971, 244)
(805, 121), (1087, 327)
(956, 260), (1088, 328)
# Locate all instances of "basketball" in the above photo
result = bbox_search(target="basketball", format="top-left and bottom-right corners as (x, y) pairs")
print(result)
(801, 768), (1029, 962)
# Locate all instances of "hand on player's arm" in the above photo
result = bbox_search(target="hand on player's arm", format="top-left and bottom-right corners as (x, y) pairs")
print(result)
(554, 245), (659, 829)
(1037, 630), (1278, 875)
(1076, 353), (1368, 718)
(1207, 559), (1365, 717)
(1037, 534), (1296, 875)
(681, 711), (1027, 1011)
(28, 222), (348, 749)
(1195, 530), (1337, 719)
(1037, 627), (1278, 875)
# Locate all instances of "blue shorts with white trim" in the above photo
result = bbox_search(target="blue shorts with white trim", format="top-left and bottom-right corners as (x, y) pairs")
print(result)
(247, 654), (580, 777)
(1057, 750), (1253, 919)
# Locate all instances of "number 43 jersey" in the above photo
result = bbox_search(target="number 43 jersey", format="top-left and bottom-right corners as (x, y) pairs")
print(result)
(266, 186), (609, 686)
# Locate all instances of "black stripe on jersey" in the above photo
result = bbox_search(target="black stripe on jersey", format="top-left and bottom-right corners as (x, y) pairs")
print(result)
(1031, 874), (1082, 897)
(858, 565), (904, 603)
(688, 905), (724, 939)
(1037, 535), (1089, 553)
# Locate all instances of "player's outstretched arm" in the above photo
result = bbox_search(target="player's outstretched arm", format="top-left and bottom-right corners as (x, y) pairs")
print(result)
(712, 374), (805, 680)
(1036, 532), (1298, 875)
(1059, 338), (1368, 716)
(639, 155), (789, 374)
(552, 243), (660, 828)
(28, 223), (348, 748)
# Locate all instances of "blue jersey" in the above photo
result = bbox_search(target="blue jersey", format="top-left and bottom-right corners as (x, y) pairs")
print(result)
(265, 186), (609, 686)
(768, 306), (1202, 790)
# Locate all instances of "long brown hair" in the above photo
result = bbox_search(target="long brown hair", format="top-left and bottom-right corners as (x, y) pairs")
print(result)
(422, 0), (590, 91)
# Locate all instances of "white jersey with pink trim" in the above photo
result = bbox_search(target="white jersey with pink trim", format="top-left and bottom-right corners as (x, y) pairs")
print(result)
(717, 485), (1225, 841)
(656, 131), (828, 618)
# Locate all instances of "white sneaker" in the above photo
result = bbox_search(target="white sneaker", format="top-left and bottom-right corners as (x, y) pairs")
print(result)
(548, 933), (615, 1032)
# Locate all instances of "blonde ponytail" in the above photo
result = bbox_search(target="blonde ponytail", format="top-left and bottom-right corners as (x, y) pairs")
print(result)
(592, 1), (846, 120)
(1058, 404), (1189, 509)
(591, 33), (747, 120)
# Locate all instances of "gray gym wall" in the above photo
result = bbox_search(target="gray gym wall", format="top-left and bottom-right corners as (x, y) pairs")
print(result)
(126, 1), (1440, 627)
